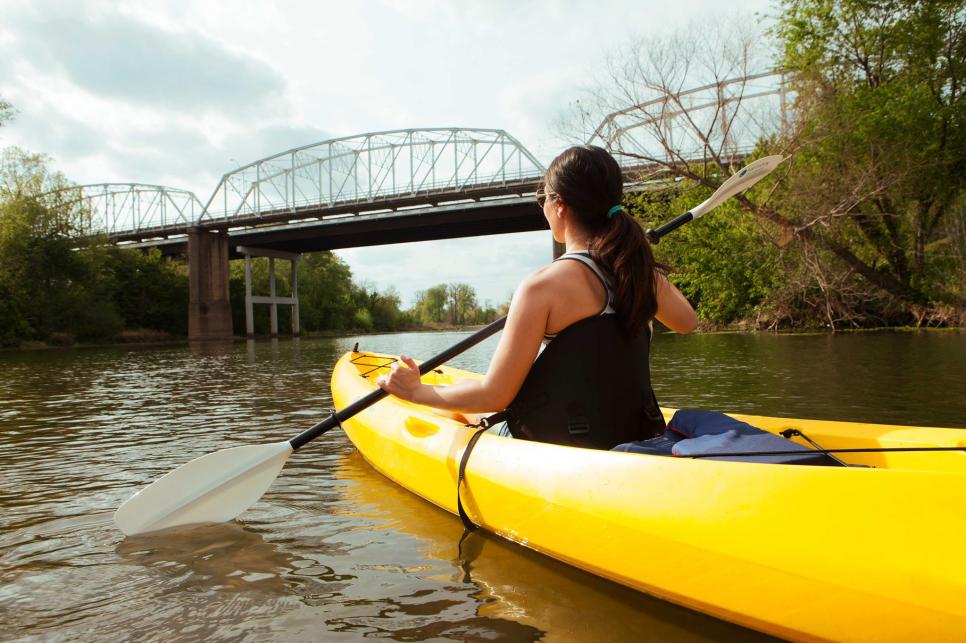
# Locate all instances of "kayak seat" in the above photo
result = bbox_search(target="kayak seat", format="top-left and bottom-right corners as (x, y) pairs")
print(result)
(613, 409), (841, 466)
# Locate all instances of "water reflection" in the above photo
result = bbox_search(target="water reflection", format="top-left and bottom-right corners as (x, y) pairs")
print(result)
(336, 452), (772, 642)
(115, 522), (310, 594)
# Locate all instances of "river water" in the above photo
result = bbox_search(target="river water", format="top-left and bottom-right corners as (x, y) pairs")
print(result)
(2, 330), (964, 641)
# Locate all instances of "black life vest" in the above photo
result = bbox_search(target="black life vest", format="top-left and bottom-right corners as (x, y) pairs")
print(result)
(498, 313), (666, 450)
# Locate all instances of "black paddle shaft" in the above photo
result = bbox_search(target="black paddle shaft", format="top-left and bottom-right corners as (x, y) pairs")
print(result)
(645, 212), (693, 245)
(289, 316), (508, 451)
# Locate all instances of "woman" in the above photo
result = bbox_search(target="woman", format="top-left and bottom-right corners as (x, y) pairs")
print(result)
(378, 145), (697, 449)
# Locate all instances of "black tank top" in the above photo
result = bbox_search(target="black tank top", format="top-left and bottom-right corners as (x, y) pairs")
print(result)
(501, 256), (665, 449)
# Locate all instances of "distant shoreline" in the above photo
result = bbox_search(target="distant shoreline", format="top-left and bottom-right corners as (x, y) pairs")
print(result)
(4, 323), (962, 354)
(0, 323), (499, 353)
(5, 323), (965, 353)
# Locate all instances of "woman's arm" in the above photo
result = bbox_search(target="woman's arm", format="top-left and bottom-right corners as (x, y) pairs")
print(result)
(654, 272), (698, 334)
(377, 273), (551, 413)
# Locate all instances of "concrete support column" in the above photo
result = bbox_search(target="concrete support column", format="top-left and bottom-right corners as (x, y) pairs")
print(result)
(188, 227), (233, 341)
(238, 245), (300, 339)
(269, 257), (278, 338)
(290, 257), (300, 338)
(244, 255), (254, 339)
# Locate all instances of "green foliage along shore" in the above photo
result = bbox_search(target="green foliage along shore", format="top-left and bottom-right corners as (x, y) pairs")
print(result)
(0, 147), (187, 346)
(765, 0), (966, 327)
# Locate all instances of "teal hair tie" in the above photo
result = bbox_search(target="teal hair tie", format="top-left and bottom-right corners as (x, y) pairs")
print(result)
(607, 205), (624, 219)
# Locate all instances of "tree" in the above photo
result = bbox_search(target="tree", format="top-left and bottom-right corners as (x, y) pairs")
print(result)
(568, 20), (802, 323)
(105, 247), (188, 335)
(288, 251), (355, 331)
(625, 188), (782, 323)
(366, 285), (403, 331)
(414, 284), (449, 324)
(773, 0), (966, 317)
(0, 96), (14, 127)
(572, 7), (965, 326)
(447, 283), (478, 325)
(0, 147), (124, 342)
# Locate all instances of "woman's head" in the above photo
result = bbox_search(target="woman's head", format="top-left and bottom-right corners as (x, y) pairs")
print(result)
(542, 145), (624, 234)
(541, 145), (662, 336)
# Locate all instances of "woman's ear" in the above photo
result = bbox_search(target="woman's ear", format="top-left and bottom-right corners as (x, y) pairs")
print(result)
(554, 200), (569, 221)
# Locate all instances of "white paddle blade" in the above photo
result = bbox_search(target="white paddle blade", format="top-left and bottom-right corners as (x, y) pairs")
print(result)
(114, 441), (293, 536)
(691, 155), (784, 219)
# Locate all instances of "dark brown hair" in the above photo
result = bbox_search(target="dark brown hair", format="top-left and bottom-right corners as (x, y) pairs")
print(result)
(543, 145), (660, 336)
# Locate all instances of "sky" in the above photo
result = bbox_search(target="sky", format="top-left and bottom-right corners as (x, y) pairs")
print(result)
(0, 0), (773, 307)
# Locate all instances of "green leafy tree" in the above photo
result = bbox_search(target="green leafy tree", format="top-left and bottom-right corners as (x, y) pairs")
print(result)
(447, 283), (478, 325)
(105, 247), (188, 335)
(773, 0), (966, 315)
(369, 286), (403, 330)
(573, 8), (964, 327)
(627, 187), (781, 323)
(286, 251), (354, 331)
(352, 307), (374, 331)
(0, 147), (123, 342)
(414, 285), (449, 324)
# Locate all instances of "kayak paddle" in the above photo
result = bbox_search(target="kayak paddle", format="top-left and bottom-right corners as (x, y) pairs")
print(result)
(113, 320), (507, 536)
(645, 155), (784, 243)
(114, 154), (784, 536)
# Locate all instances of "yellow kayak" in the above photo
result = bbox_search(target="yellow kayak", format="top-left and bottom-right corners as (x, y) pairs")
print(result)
(330, 350), (966, 642)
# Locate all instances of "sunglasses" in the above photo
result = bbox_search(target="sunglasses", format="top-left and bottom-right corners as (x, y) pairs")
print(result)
(535, 188), (558, 208)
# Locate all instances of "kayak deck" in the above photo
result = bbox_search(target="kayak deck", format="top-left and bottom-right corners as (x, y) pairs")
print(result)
(331, 350), (966, 642)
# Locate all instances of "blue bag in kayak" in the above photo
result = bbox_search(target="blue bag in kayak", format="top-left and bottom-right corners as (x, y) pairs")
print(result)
(613, 409), (838, 466)
(610, 431), (681, 455)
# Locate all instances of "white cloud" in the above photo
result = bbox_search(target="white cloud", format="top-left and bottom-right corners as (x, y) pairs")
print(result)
(6, 5), (285, 114)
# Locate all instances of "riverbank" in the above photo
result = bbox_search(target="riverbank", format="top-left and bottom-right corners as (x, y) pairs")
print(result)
(0, 323), (495, 352)
(4, 322), (963, 353)
(693, 321), (966, 335)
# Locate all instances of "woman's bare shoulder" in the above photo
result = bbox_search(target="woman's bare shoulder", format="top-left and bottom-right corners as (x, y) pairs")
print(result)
(520, 260), (581, 291)
(510, 264), (568, 308)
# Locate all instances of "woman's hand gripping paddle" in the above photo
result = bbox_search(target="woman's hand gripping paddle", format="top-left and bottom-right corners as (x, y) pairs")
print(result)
(114, 154), (784, 537)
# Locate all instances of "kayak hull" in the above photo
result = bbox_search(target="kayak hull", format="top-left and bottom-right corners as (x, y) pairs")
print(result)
(330, 351), (966, 642)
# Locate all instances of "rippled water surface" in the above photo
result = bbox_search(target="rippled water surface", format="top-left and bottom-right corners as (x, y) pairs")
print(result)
(2, 330), (964, 641)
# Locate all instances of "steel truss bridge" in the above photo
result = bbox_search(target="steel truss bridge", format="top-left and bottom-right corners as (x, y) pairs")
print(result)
(48, 71), (787, 257)
(54, 128), (549, 257)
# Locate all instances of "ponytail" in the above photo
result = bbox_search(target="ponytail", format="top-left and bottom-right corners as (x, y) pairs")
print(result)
(544, 146), (660, 336)
(589, 208), (658, 336)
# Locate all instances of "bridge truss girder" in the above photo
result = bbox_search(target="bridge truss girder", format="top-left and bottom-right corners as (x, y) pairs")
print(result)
(40, 183), (204, 237)
(589, 71), (792, 170)
(201, 128), (546, 227)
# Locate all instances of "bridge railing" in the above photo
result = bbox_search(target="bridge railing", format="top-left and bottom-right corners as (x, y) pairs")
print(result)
(38, 183), (205, 237)
(200, 128), (546, 225)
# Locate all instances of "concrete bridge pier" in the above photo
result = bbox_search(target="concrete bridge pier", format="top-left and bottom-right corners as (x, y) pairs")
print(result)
(188, 227), (233, 341)
(238, 246), (301, 339)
